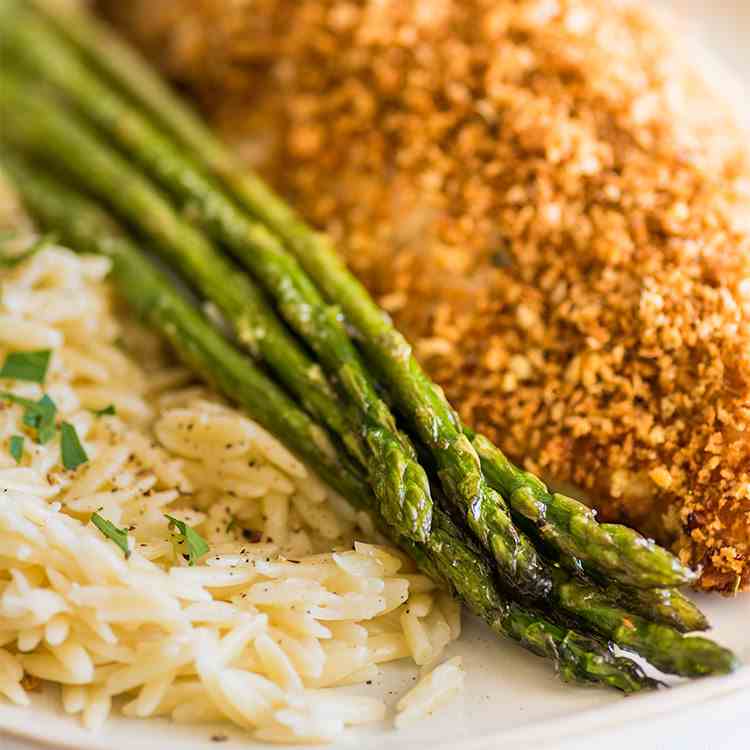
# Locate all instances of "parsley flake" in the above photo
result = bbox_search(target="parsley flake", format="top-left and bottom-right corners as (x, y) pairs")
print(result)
(92, 404), (117, 417)
(0, 350), (52, 384)
(26, 394), (58, 444)
(9, 435), (24, 464)
(1, 391), (57, 444)
(165, 514), (209, 566)
(91, 512), (131, 558)
(60, 421), (88, 470)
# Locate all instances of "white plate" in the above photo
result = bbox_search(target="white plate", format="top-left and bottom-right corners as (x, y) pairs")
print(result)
(1, 594), (749, 750)
(2, 1), (749, 749)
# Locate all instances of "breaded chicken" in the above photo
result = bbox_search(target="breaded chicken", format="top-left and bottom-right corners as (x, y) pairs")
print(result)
(103, 0), (750, 591)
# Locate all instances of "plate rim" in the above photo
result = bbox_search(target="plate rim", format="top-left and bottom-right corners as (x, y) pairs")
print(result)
(2, 664), (749, 750)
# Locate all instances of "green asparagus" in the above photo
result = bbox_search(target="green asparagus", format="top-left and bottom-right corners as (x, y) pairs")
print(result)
(24, 0), (700, 592)
(29, 0), (221, 160)
(470, 432), (697, 588)
(421, 429), (720, 663)
(549, 571), (737, 676)
(447, 444), (725, 670)
(3, 79), (724, 675)
(0, 69), (431, 544)
(0, 3), (434, 542)
(0, 153), (658, 693)
(606, 585), (709, 634)
(401, 508), (661, 692)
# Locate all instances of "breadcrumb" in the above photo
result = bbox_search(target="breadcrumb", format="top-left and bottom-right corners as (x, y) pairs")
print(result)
(104, 0), (750, 592)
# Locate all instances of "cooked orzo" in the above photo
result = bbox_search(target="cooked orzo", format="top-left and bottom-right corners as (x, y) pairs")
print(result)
(0, 239), (462, 741)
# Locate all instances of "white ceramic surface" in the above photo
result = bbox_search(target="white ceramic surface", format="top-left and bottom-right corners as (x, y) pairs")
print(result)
(2, 2), (749, 749)
(2, 593), (749, 750)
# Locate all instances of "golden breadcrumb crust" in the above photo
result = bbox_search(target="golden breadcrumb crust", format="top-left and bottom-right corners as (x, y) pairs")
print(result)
(103, 0), (750, 592)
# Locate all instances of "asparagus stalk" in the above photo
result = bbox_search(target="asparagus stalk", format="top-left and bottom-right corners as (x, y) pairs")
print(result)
(400, 509), (660, 693)
(472, 434), (709, 631)
(241, 192), (696, 588)
(0, 153), (657, 694)
(0, 3), (433, 543)
(607, 586), (709, 634)
(445, 454), (727, 670)
(470, 432), (697, 588)
(424, 435), (723, 666)
(3, 77), (723, 676)
(0, 69), (431, 544)
(549, 571), (737, 677)
(28, 0), (217, 159)
(26, 0), (700, 591)
(416, 440), (718, 663)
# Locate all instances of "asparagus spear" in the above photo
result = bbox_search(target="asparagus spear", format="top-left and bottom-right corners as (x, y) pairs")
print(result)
(0, 70), (431, 544)
(607, 586), (709, 634)
(25, 0), (700, 591)
(28, 0), (216, 159)
(237, 190), (695, 589)
(420, 439), (717, 662)
(425, 437), (722, 665)
(400, 509), (660, 693)
(471, 434), (709, 631)
(10, 151), (736, 680)
(549, 571), (737, 676)
(470, 432), (697, 588)
(14, 5), (702, 608)
(462, 500), (727, 673)
(3, 80), (720, 672)
(1, 154), (657, 694)
(0, 4), (433, 543)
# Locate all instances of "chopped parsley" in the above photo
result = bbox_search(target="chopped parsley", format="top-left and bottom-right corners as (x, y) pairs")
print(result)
(165, 514), (209, 566)
(60, 421), (88, 470)
(0, 349), (52, 384)
(9, 435), (24, 464)
(92, 404), (117, 417)
(25, 394), (58, 444)
(1, 391), (58, 444)
(91, 512), (131, 558)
